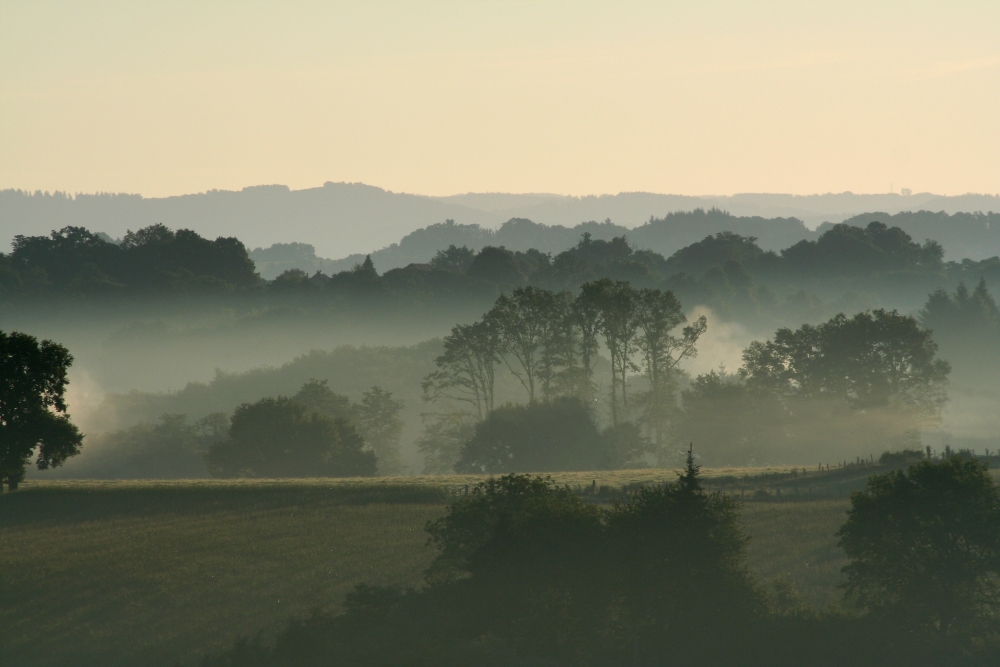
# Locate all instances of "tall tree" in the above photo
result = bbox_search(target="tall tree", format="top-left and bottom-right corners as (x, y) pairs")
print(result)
(537, 290), (580, 400)
(580, 279), (639, 425)
(0, 331), (83, 490)
(488, 286), (555, 403)
(354, 385), (405, 475)
(634, 288), (707, 448)
(422, 320), (501, 421)
(572, 281), (604, 400)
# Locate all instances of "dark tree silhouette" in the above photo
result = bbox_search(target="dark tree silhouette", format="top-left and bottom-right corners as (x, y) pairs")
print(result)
(455, 398), (605, 473)
(0, 331), (83, 490)
(837, 456), (1000, 635)
(634, 287), (706, 447)
(422, 320), (501, 421)
(205, 396), (375, 478)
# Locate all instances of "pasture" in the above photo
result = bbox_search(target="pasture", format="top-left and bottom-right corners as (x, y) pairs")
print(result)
(1, 475), (851, 666)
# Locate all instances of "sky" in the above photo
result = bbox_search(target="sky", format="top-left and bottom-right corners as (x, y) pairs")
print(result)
(1, 1), (998, 199)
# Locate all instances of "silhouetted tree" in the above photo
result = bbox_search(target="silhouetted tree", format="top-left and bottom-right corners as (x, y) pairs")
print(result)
(606, 447), (762, 659)
(634, 287), (706, 448)
(837, 456), (1000, 635)
(0, 331), (83, 490)
(579, 279), (639, 424)
(743, 309), (950, 417)
(205, 396), (375, 478)
(291, 379), (352, 421)
(467, 246), (524, 286)
(422, 320), (501, 421)
(429, 244), (476, 274)
(455, 398), (605, 473)
(488, 286), (555, 402)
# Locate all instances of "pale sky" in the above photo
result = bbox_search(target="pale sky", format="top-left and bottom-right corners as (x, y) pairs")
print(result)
(1, 1), (998, 198)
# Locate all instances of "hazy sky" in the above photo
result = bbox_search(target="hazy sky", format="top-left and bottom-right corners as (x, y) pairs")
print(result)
(2, 1), (998, 198)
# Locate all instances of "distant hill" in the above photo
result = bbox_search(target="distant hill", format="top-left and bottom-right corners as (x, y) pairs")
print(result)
(3, 182), (997, 261)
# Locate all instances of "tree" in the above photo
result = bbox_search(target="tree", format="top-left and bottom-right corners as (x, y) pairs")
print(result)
(291, 379), (352, 421)
(467, 246), (524, 286)
(605, 447), (761, 657)
(423, 474), (606, 659)
(571, 281), (604, 400)
(455, 398), (605, 473)
(0, 331), (83, 490)
(429, 244), (475, 274)
(415, 410), (476, 474)
(837, 457), (1000, 635)
(579, 279), (640, 425)
(205, 396), (375, 478)
(422, 320), (501, 421)
(743, 309), (950, 418)
(536, 290), (578, 400)
(354, 386), (405, 475)
(673, 369), (787, 466)
(488, 286), (556, 402)
(634, 287), (706, 448)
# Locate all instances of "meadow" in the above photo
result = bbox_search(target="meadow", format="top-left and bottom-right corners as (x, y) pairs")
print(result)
(0, 474), (853, 667)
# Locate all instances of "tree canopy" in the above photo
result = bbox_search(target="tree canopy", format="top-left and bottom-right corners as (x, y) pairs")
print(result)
(838, 456), (1000, 635)
(0, 331), (83, 490)
(205, 395), (375, 478)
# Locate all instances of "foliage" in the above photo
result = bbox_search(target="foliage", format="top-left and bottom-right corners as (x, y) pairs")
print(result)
(604, 449), (763, 649)
(454, 399), (606, 473)
(4, 224), (258, 296)
(205, 395), (376, 478)
(422, 321), (501, 421)
(837, 456), (1000, 634)
(354, 386), (406, 475)
(0, 330), (83, 490)
(416, 411), (477, 474)
(50, 413), (226, 479)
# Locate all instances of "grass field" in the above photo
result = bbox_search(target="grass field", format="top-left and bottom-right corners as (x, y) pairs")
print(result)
(1, 476), (851, 667)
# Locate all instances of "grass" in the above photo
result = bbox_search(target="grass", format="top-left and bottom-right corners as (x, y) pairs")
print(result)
(1, 475), (852, 667)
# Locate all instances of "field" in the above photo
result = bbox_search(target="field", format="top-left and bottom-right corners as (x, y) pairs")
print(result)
(0, 475), (852, 667)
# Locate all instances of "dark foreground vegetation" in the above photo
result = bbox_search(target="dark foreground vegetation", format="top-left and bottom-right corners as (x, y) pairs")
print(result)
(0, 478), (847, 667)
(203, 457), (1000, 667)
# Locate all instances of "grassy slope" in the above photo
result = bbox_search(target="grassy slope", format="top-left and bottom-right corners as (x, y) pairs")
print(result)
(1, 480), (849, 667)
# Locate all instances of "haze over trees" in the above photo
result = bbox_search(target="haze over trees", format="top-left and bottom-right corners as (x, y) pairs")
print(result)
(421, 280), (705, 471)
(8, 207), (1000, 476)
(675, 309), (951, 465)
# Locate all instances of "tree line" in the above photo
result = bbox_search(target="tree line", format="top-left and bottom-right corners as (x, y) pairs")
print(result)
(420, 279), (952, 471)
(5, 221), (1000, 331)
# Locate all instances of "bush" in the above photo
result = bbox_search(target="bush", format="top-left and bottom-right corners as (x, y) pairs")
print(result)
(205, 397), (376, 478)
(454, 398), (605, 473)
